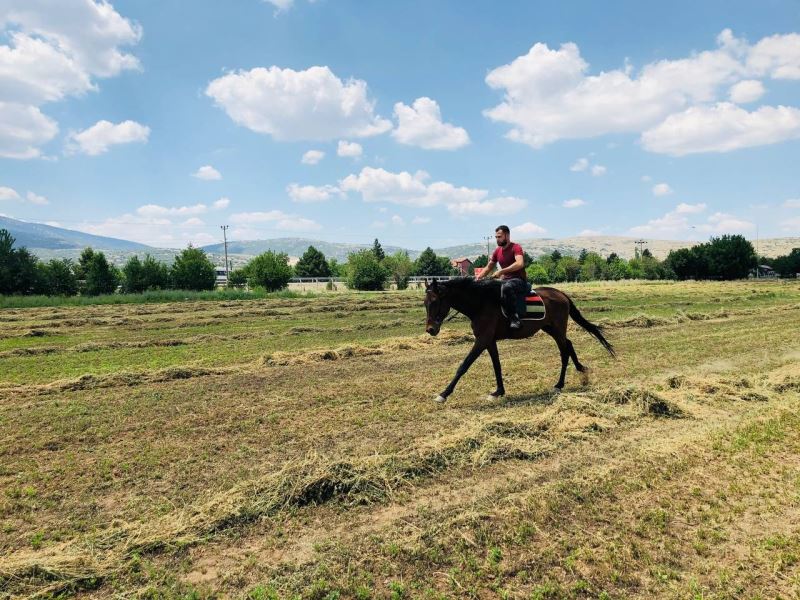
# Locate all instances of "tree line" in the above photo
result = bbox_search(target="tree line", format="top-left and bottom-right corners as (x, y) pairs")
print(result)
(1, 228), (797, 297)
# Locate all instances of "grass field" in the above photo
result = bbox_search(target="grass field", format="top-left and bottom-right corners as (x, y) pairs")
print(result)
(1, 280), (800, 599)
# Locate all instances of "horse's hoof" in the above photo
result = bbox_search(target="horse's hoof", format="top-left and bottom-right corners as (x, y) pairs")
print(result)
(434, 395), (447, 403)
(485, 393), (504, 402)
(552, 387), (563, 395)
(579, 367), (592, 386)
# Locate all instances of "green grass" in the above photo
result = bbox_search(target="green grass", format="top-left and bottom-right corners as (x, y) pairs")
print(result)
(0, 287), (314, 309)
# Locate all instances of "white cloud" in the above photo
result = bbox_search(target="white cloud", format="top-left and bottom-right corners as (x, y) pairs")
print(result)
(652, 183), (673, 196)
(513, 221), (547, 235)
(411, 216), (431, 224)
(570, 158), (589, 172)
(591, 165), (606, 176)
(337, 140), (363, 158)
(75, 212), (216, 248)
(0, 102), (59, 158)
(182, 217), (205, 227)
(781, 217), (800, 232)
(675, 202), (707, 214)
(747, 32), (800, 80)
(782, 198), (800, 208)
(449, 196), (527, 217)
(563, 198), (586, 208)
(206, 66), (391, 141)
(484, 29), (800, 154)
(630, 203), (752, 237)
(263, 0), (294, 12)
(287, 183), (343, 203)
(642, 102), (800, 155)
(729, 79), (765, 103)
(697, 212), (755, 233)
(66, 119), (149, 155)
(213, 197), (230, 210)
(392, 97), (469, 150)
(193, 165), (222, 180)
(26, 191), (48, 205)
(337, 166), (527, 217)
(0, 0), (142, 158)
(230, 210), (321, 231)
(301, 149), (325, 165)
(391, 214), (405, 226)
(578, 229), (603, 236)
(137, 203), (207, 217)
(0, 186), (20, 201)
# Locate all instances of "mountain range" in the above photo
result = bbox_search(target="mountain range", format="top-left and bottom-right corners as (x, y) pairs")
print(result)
(1, 215), (797, 266)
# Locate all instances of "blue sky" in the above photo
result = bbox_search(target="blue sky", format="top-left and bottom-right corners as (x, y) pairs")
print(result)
(1, 0), (799, 250)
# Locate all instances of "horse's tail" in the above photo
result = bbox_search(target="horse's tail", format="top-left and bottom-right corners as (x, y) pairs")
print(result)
(567, 295), (616, 358)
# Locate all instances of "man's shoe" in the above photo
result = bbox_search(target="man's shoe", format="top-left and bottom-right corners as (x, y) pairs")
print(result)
(510, 316), (522, 329)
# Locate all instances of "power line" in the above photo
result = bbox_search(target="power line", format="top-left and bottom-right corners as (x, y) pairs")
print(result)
(220, 225), (230, 284)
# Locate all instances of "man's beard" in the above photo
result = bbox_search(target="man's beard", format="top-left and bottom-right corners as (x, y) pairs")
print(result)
(497, 239), (508, 247)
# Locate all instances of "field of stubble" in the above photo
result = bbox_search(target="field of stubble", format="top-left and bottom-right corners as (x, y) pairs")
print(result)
(1, 280), (800, 599)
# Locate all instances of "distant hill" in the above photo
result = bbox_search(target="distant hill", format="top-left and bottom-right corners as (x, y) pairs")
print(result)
(438, 236), (800, 260)
(3, 215), (796, 265)
(200, 238), (416, 263)
(0, 215), (151, 252)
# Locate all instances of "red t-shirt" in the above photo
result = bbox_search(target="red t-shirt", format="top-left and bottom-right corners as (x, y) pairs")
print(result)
(491, 242), (526, 280)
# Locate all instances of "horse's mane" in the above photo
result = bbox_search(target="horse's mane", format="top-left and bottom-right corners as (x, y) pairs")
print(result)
(439, 276), (502, 301)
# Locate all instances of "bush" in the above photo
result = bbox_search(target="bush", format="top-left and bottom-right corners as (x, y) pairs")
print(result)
(246, 251), (293, 292)
(526, 263), (550, 284)
(346, 249), (389, 290)
(0, 229), (42, 295)
(170, 246), (216, 291)
(384, 250), (413, 289)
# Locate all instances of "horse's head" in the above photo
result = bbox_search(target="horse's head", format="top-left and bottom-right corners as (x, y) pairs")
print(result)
(424, 279), (451, 336)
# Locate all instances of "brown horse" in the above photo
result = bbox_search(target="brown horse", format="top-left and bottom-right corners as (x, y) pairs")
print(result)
(424, 277), (615, 402)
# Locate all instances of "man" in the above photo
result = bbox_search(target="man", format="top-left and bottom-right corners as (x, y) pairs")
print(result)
(477, 225), (527, 329)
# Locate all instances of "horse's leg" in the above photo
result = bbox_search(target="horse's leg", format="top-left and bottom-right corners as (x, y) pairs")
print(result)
(436, 341), (485, 402)
(543, 325), (569, 390)
(486, 340), (505, 398)
(567, 338), (591, 385)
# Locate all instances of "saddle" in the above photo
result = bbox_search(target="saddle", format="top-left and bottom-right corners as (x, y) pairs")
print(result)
(517, 283), (546, 321)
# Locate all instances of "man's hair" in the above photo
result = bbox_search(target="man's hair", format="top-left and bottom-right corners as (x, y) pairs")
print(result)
(495, 225), (510, 234)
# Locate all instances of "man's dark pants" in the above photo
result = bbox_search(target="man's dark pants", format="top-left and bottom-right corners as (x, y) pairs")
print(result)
(501, 278), (528, 322)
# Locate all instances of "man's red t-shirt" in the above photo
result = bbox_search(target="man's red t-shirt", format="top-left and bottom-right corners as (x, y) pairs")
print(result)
(491, 242), (526, 281)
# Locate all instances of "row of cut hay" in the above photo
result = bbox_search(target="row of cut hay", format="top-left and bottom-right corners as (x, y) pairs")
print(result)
(3, 366), (797, 597)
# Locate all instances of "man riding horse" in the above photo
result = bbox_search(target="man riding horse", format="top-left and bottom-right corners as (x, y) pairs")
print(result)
(477, 225), (526, 329)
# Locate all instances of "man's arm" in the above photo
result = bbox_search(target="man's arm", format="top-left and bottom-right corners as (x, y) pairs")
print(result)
(477, 258), (497, 279)
(493, 254), (524, 278)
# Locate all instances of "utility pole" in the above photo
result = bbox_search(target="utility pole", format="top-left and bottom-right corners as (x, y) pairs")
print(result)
(484, 236), (492, 258)
(220, 225), (230, 285)
(634, 239), (646, 260)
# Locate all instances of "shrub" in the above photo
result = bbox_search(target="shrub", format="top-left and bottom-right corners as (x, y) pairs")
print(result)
(246, 251), (293, 292)
(346, 249), (389, 290)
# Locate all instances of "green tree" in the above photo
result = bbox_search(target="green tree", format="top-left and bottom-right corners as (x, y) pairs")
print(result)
(227, 268), (248, 287)
(773, 248), (800, 278)
(122, 255), (146, 293)
(84, 251), (120, 295)
(473, 254), (488, 268)
(523, 251), (535, 268)
(705, 235), (756, 280)
(372, 238), (385, 261)
(560, 256), (581, 282)
(603, 257), (630, 280)
(170, 246), (216, 291)
(346, 249), (389, 290)
(0, 229), (42, 294)
(578, 248), (589, 264)
(526, 263), (550, 284)
(246, 251), (293, 292)
(550, 250), (563, 262)
(41, 259), (78, 296)
(141, 254), (170, 290)
(606, 252), (619, 263)
(294, 246), (331, 278)
(384, 250), (413, 289)
(328, 258), (344, 277)
(579, 252), (605, 281)
(413, 247), (454, 276)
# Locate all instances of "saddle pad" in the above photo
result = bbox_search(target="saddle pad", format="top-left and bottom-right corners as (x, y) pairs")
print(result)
(519, 291), (546, 321)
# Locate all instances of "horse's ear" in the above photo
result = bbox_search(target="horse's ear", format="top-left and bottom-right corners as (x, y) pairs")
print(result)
(424, 278), (430, 290)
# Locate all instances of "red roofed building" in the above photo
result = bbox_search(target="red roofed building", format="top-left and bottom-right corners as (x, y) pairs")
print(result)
(450, 257), (472, 276)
